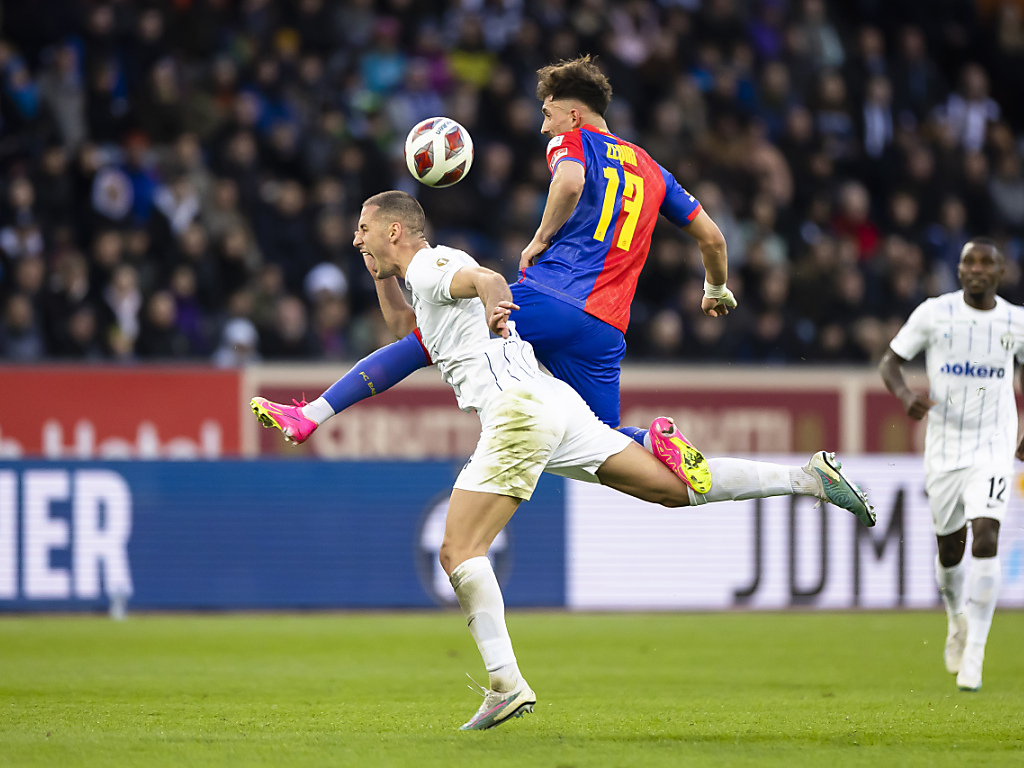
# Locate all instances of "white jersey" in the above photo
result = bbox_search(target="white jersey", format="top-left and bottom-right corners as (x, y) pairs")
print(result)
(889, 291), (1024, 473)
(403, 244), (543, 414)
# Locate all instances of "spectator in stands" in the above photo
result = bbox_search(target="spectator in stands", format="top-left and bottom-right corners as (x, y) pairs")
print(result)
(0, 0), (1022, 366)
(260, 294), (320, 359)
(0, 293), (45, 361)
(136, 290), (190, 359)
(38, 42), (86, 149)
(989, 152), (1024, 235)
(212, 316), (261, 368)
(940, 63), (1000, 154)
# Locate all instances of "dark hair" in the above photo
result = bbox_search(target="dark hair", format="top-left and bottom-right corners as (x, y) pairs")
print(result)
(963, 236), (1003, 259)
(362, 190), (426, 237)
(536, 55), (613, 116)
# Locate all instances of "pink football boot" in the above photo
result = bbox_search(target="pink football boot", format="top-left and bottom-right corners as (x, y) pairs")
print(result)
(648, 416), (712, 493)
(250, 396), (318, 445)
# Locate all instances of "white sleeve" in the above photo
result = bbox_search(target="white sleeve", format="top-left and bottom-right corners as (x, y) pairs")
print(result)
(405, 252), (464, 305)
(889, 301), (932, 361)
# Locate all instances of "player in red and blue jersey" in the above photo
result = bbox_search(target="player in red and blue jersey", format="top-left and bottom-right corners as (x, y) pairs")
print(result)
(506, 56), (733, 427)
(251, 56), (736, 478)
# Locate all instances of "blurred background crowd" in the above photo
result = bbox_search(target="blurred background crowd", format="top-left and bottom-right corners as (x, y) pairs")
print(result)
(0, 0), (1023, 366)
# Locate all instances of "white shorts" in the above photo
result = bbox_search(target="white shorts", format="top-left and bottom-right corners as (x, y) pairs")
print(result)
(925, 463), (1012, 536)
(454, 376), (632, 501)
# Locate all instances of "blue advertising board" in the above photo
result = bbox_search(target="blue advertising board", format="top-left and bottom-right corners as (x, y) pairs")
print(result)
(0, 462), (566, 611)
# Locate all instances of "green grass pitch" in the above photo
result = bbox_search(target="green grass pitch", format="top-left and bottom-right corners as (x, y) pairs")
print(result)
(1, 611), (1022, 767)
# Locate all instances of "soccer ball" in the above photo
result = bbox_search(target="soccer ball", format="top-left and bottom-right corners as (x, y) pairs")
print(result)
(404, 117), (474, 188)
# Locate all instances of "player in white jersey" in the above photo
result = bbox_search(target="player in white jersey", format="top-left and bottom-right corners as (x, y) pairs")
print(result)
(879, 238), (1024, 692)
(256, 191), (873, 730)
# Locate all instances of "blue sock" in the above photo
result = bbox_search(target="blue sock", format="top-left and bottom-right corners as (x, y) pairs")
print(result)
(617, 426), (648, 446)
(321, 331), (431, 414)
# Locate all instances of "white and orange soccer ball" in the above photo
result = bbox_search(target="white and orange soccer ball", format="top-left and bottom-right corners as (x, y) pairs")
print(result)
(404, 117), (474, 188)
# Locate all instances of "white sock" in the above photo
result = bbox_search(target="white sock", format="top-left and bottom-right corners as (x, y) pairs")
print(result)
(935, 555), (967, 621)
(965, 555), (1000, 649)
(642, 431), (653, 453)
(450, 556), (522, 692)
(688, 458), (796, 505)
(301, 396), (335, 425)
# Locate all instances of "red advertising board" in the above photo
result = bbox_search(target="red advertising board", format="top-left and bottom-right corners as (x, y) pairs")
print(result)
(251, 367), (842, 457)
(620, 388), (840, 454)
(255, 383), (478, 458)
(9, 363), (1002, 460)
(0, 367), (240, 458)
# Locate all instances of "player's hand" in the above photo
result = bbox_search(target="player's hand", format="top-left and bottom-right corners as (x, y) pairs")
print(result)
(488, 300), (520, 338)
(520, 239), (549, 271)
(701, 282), (737, 317)
(902, 393), (936, 420)
(701, 296), (730, 317)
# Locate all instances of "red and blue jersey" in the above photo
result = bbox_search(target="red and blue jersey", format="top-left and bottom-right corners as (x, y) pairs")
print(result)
(519, 125), (702, 334)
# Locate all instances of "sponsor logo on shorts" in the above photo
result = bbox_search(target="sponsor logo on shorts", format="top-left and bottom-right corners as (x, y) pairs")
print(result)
(939, 361), (1005, 378)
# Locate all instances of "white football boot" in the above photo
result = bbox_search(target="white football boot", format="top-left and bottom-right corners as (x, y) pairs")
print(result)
(460, 678), (536, 730)
(956, 643), (985, 692)
(804, 451), (875, 527)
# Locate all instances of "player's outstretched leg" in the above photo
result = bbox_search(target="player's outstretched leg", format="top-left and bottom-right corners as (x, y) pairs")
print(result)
(250, 396), (319, 445)
(250, 332), (432, 445)
(317, 331), (431, 414)
(648, 418), (875, 526)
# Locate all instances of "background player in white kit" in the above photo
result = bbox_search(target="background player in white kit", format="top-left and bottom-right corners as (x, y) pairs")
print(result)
(287, 191), (872, 730)
(880, 237), (1024, 692)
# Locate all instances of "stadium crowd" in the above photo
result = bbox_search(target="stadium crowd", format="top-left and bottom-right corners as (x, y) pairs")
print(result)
(0, 0), (1023, 365)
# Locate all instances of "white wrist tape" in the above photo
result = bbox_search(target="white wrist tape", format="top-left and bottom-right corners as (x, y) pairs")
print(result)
(703, 281), (728, 299)
(703, 281), (737, 307)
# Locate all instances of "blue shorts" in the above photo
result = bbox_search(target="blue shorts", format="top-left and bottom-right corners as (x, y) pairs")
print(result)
(510, 282), (626, 426)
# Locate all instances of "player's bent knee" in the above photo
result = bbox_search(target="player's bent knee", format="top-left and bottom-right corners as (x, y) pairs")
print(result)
(439, 539), (488, 577)
(972, 532), (999, 558)
(646, 482), (690, 508)
(438, 541), (461, 577)
(937, 528), (967, 567)
(971, 519), (1000, 558)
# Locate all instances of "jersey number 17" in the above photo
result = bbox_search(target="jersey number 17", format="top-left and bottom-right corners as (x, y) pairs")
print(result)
(593, 168), (644, 252)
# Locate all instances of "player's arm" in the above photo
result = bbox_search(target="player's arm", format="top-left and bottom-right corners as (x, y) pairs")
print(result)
(684, 209), (734, 317)
(364, 252), (417, 338)
(660, 170), (735, 318)
(448, 266), (520, 338)
(520, 160), (585, 271)
(878, 348), (935, 420)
